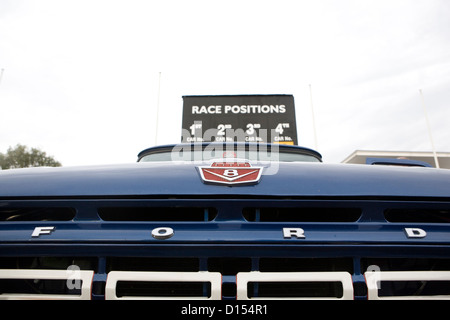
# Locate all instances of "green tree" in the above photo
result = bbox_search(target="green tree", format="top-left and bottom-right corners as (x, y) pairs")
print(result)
(0, 144), (62, 169)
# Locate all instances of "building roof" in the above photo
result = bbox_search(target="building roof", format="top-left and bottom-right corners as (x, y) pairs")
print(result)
(342, 150), (450, 169)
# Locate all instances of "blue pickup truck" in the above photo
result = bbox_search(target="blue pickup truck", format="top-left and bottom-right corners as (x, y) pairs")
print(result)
(0, 142), (449, 300)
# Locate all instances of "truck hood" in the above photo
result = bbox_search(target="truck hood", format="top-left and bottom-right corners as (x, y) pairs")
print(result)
(0, 161), (449, 198)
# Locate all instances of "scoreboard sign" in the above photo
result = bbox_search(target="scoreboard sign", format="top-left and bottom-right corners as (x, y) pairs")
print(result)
(181, 95), (298, 145)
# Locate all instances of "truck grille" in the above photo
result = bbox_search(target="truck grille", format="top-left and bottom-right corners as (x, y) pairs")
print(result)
(243, 207), (362, 222)
(1, 256), (450, 300)
(0, 207), (76, 221)
(98, 207), (217, 222)
(1, 197), (450, 300)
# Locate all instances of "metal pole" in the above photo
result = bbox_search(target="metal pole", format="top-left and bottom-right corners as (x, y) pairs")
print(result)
(309, 84), (319, 150)
(0, 68), (4, 87)
(419, 89), (440, 168)
(155, 72), (161, 146)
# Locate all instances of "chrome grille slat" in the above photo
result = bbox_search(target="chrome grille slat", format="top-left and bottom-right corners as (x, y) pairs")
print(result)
(236, 271), (354, 300)
(0, 269), (93, 300)
(365, 271), (450, 300)
(1, 257), (450, 299)
(105, 271), (221, 300)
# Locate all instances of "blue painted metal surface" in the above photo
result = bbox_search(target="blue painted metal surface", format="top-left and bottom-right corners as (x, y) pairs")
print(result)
(0, 160), (449, 198)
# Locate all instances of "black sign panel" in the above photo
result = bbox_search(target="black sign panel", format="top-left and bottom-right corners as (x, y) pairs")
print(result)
(181, 95), (298, 145)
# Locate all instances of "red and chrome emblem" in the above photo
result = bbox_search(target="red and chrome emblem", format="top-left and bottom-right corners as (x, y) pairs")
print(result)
(198, 159), (263, 186)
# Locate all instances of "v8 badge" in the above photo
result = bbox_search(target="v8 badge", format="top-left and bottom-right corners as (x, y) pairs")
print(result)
(197, 159), (263, 186)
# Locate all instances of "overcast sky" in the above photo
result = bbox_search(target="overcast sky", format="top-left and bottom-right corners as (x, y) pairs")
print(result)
(1, 0), (449, 166)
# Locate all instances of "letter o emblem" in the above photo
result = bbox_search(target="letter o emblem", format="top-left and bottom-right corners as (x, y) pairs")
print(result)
(152, 227), (174, 240)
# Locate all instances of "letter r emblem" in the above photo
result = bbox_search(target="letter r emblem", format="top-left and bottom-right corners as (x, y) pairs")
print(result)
(283, 228), (306, 239)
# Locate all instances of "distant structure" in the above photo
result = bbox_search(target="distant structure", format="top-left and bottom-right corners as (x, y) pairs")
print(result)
(342, 150), (450, 169)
